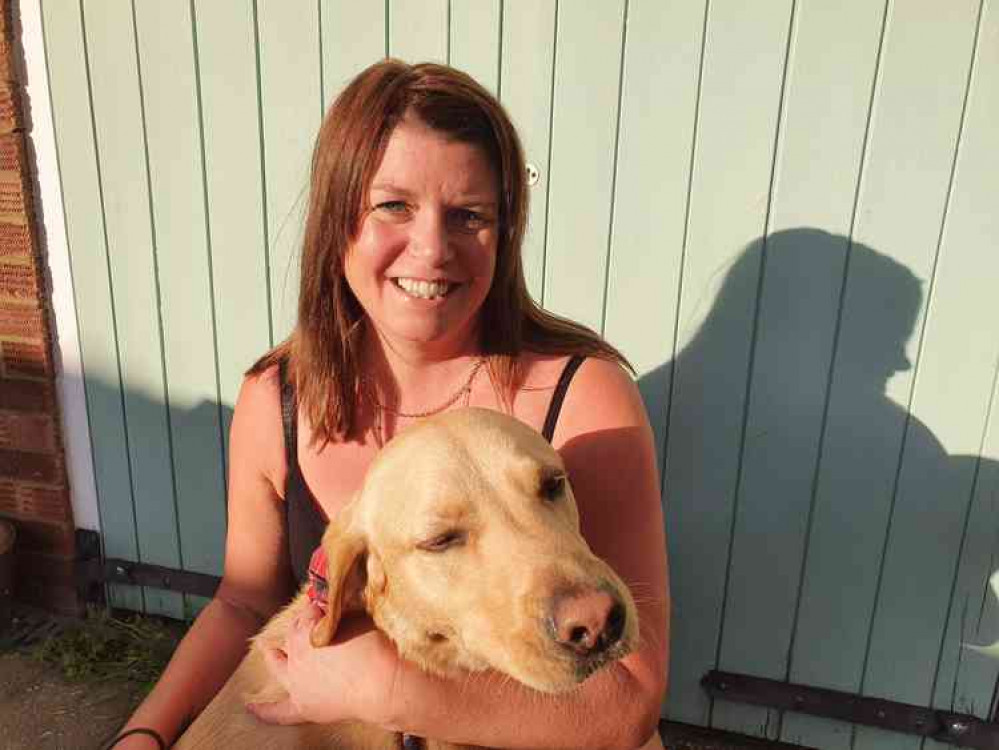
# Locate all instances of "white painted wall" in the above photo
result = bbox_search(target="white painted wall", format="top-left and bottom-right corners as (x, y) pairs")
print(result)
(20, 0), (99, 532)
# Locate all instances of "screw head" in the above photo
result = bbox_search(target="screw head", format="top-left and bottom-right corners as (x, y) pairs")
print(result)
(947, 720), (970, 736)
(526, 162), (541, 186)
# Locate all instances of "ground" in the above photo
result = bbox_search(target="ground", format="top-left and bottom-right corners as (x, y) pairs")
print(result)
(0, 651), (146, 750)
(0, 604), (184, 750)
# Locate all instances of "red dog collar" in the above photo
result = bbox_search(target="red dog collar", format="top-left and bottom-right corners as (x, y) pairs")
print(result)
(306, 546), (329, 613)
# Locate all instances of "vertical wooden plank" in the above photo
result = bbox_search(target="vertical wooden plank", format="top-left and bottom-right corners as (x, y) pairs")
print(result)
(771, 5), (888, 745)
(543, 0), (625, 333)
(41, 0), (142, 611)
(195, 1), (270, 449)
(925, 12), (999, 721)
(933, 369), (999, 729)
(449, 0), (500, 94)
(776, 0), (886, 749)
(133, 0), (226, 582)
(321, 1), (386, 109)
(257, 0), (322, 341)
(661, 0), (793, 729)
(929, 408), (999, 742)
(498, 0), (556, 303)
(858, 4), (997, 747)
(689, 0), (884, 746)
(603, 0), (704, 468)
(843, 3), (983, 748)
(82, 0), (181, 618)
(388, 0), (447, 63)
(888, 4), (999, 741)
(928, 26), (999, 700)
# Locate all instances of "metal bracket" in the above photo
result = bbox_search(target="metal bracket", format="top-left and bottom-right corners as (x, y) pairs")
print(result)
(703, 670), (999, 749)
(74, 531), (221, 601)
(99, 558), (220, 599)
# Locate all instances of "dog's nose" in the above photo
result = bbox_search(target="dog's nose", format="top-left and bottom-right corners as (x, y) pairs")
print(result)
(551, 589), (626, 657)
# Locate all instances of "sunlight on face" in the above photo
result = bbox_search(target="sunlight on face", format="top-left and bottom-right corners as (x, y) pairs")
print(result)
(345, 117), (499, 355)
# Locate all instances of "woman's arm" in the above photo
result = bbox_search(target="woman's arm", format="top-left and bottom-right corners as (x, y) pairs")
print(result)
(113, 370), (295, 748)
(251, 358), (670, 750)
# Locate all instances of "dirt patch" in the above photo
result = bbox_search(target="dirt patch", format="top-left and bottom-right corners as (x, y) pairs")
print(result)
(0, 605), (185, 750)
(0, 651), (147, 749)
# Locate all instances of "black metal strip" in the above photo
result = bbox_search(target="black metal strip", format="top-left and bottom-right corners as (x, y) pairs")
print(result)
(76, 556), (220, 600)
(104, 559), (221, 599)
(703, 670), (999, 749)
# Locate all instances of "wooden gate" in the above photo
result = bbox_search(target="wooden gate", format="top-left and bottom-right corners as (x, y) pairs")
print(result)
(40, 2), (999, 747)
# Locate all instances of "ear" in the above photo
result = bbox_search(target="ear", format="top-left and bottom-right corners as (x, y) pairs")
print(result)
(310, 503), (368, 648)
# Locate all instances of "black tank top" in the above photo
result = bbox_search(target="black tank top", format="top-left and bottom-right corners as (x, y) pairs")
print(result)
(279, 355), (585, 584)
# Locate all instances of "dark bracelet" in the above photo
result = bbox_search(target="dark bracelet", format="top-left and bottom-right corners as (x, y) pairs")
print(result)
(104, 727), (167, 750)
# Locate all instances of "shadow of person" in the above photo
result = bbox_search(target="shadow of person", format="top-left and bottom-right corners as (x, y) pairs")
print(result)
(69, 371), (234, 619)
(637, 228), (999, 745)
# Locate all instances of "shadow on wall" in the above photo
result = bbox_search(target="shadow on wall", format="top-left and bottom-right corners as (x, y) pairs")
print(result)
(637, 228), (999, 726)
(77, 371), (234, 619)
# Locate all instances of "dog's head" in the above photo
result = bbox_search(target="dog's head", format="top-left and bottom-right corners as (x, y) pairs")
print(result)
(309, 407), (638, 692)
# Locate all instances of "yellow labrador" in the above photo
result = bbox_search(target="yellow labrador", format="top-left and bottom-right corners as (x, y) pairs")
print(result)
(176, 407), (639, 750)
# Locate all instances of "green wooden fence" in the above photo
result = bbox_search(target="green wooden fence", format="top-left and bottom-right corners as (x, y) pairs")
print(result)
(41, 1), (999, 747)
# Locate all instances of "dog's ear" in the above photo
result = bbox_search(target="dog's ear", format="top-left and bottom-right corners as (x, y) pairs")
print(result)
(310, 503), (368, 648)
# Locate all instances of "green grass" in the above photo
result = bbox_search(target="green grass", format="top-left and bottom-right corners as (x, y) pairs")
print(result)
(28, 606), (186, 690)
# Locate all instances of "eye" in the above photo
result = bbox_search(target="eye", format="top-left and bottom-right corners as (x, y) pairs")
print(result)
(418, 530), (466, 553)
(373, 200), (410, 220)
(449, 208), (492, 233)
(539, 469), (566, 502)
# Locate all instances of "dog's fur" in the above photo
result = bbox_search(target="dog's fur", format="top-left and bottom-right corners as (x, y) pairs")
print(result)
(175, 408), (638, 749)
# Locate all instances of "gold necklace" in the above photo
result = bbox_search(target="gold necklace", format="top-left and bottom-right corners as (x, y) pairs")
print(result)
(367, 357), (487, 445)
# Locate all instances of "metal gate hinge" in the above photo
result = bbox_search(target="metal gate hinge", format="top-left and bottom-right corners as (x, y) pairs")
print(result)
(703, 670), (999, 749)
(74, 533), (221, 602)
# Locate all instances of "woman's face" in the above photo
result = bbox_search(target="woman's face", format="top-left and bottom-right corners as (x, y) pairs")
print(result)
(345, 118), (499, 354)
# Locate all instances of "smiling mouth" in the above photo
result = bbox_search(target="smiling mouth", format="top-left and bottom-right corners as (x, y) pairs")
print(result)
(393, 277), (455, 300)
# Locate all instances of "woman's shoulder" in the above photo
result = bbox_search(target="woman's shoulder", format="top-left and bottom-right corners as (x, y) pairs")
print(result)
(557, 356), (650, 444)
(230, 363), (288, 493)
(517, 351), (632, 397)
(517, 352), (649, 442)
(236, 362), (285, 418)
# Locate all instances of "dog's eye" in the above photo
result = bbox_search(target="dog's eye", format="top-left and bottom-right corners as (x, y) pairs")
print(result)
(539, 470), (566, 502)
(418, 530), (466, 553)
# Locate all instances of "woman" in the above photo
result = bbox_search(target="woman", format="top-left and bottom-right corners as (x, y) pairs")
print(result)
(112, 60), (668, 750)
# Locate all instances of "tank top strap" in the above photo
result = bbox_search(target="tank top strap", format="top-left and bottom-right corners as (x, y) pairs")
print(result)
(278, 360), (298, 467)
(541, 355), (585, 443)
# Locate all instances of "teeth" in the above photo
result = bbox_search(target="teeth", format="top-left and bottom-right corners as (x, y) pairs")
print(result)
(395, 278), (451, 299)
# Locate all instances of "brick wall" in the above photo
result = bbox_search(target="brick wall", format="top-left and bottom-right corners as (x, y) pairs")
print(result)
(0, 0), (79, 614)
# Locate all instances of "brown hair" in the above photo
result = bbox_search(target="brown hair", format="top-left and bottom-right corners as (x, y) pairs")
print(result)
(250, 59), (628, 444)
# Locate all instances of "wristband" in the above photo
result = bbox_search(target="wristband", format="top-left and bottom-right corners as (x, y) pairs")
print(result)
(104, 727), (167, 750)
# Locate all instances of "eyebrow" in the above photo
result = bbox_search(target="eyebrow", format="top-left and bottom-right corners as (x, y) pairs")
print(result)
(370, 182), (415, 196)
(370, 182), (498, 206)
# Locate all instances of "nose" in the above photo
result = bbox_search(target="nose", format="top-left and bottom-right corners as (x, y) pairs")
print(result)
(550, 589), (626, 657)
(409, 209), (453, 265)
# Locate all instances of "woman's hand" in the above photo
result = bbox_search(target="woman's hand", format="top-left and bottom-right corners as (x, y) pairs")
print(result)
(247, 603), (402, 728)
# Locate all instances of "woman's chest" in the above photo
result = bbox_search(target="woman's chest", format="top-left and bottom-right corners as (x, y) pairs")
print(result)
(296, 440), (378, 520)
(294, 357), (571, 520)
